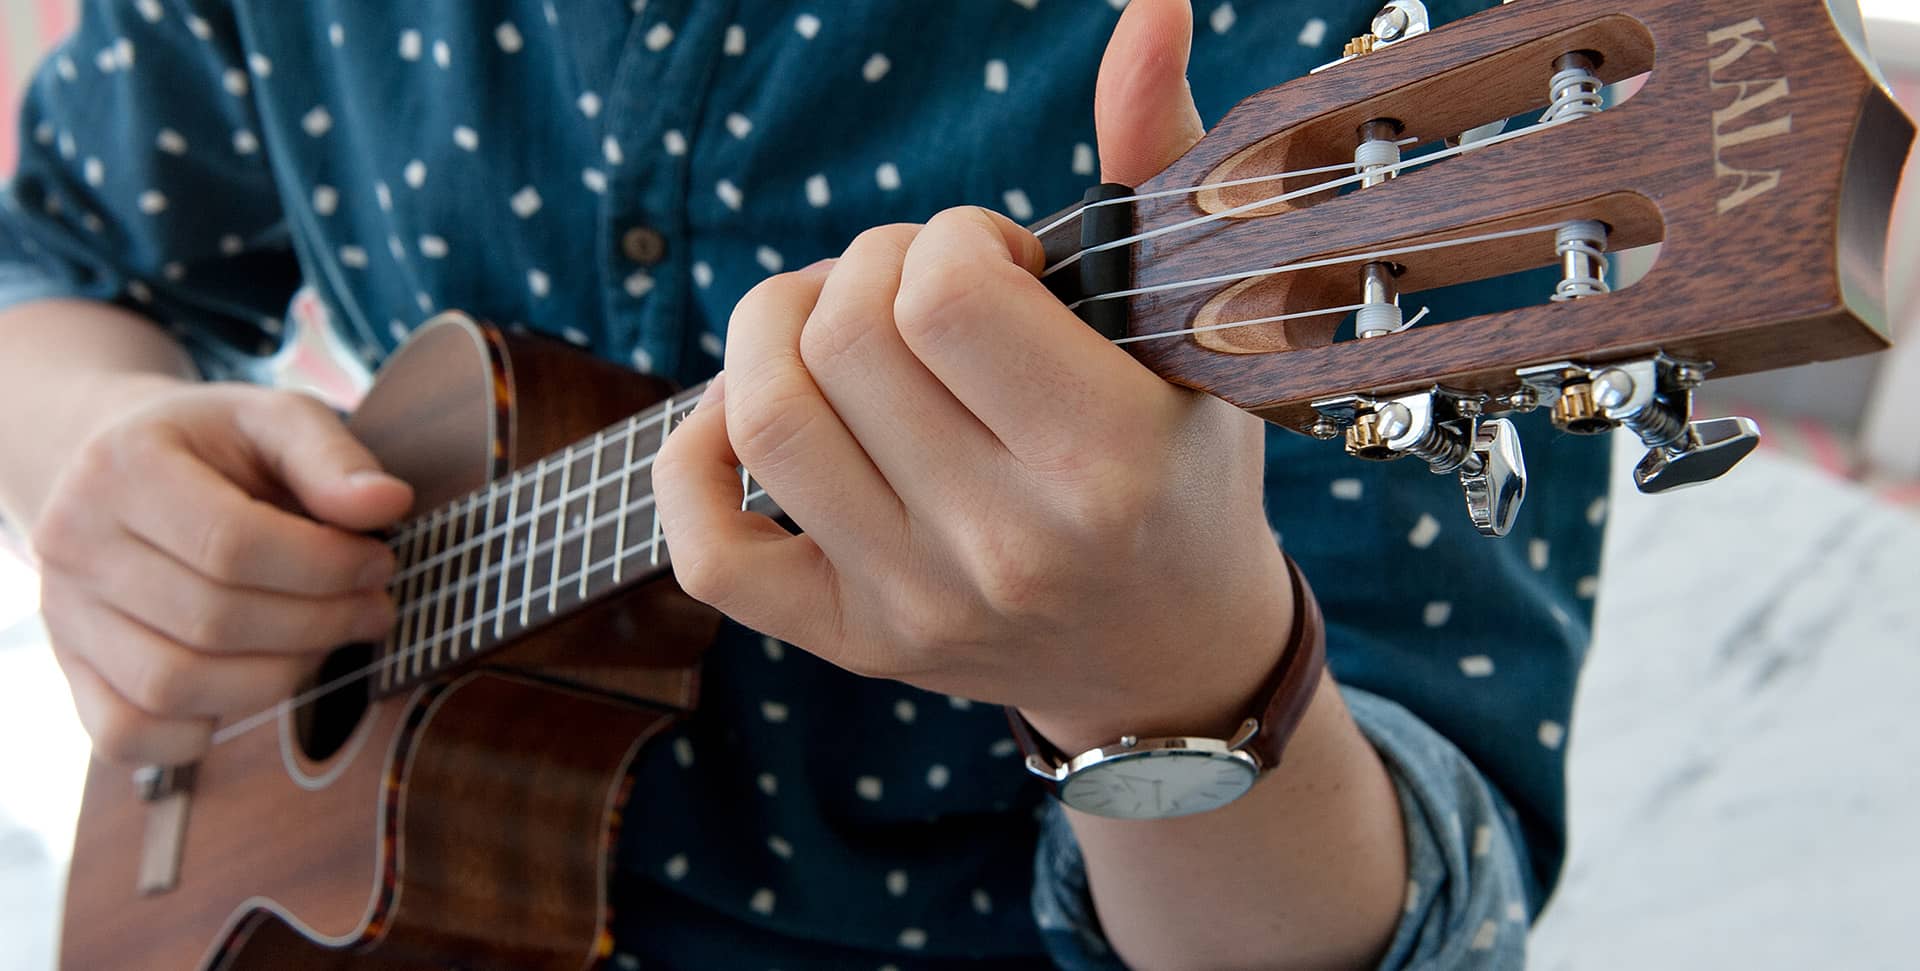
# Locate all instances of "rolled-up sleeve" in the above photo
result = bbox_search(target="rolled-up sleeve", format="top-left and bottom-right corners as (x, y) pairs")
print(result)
(1031, 686), (1532, 970)
(0, 0), (298, 378)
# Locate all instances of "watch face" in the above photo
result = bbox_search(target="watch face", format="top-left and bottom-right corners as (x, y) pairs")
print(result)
(1058, 750), (1258, 820)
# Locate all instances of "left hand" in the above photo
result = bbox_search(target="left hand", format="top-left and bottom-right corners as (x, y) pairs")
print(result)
(652, 0), (1295, 751)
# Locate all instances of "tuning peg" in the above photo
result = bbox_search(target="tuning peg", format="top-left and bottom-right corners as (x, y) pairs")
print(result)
(1632, 416), (1762, 494)
(1460, 418), (1527, 536)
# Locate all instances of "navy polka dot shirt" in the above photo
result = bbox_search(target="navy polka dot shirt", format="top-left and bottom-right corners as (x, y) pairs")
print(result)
(1, 2), (1609, 967)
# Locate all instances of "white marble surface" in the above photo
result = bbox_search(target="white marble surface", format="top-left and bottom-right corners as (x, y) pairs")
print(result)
(0, 435), (1914, 968)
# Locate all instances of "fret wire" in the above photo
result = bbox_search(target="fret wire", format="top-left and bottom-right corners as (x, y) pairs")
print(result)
(428, 497), (460, 671)
(495, 474), (521, 638)
(519, 458), (547, 627)
(547, 446), (573, 614)
(450, 479), (480, 659)
(473, 480), (499, 650)
(393, 510), (429, 686)
(614, 415), (640, 583)
(740, 467), (752, 511)
(649, 400), (673, 566)
(579, 429), (604, 599)
(406, 507), (439, 681)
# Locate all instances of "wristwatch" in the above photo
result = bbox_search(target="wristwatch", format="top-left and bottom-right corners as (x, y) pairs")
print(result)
(1006, 554), (1326, 820)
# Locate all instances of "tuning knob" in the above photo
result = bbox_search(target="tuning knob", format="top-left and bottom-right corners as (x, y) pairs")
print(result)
(1632, 416), (1762, 494)
(1460, 418), (1527, 536)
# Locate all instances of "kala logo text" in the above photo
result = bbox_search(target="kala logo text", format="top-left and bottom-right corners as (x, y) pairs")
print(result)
(1708, 18), (1794, 214)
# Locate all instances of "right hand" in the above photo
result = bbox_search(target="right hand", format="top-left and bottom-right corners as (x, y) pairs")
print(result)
(30, 382), (413, 766)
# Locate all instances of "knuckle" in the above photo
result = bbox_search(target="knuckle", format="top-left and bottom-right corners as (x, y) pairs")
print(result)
(798, 300), (879, 374)
(669, 544), (734, 609)
(725, 376), (822, 475)
(191, 513), (255, 583)
(85, 702), (153, 766)
(969, 537), (1061, 619)
(126, 652), (201, 717)
(178, 597), (243, 652)
(893, 259), (982, 351)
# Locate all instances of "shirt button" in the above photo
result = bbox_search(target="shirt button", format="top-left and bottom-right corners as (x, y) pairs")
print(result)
(622, 226), (667, 266)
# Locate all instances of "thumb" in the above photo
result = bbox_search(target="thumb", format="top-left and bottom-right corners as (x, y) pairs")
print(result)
(1095, 0), (1206, 186)
(236, 393), (415, 532)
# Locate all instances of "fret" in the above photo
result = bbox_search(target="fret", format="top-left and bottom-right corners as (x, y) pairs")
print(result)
(474, 482), (500, 650)
(450, 492), (480, 658)
(392, 515), (429, 687)
(649, 398), (673, 566)
(518, 458), (547, 627)
(579, 430), (604, 599)
(427, 497), (464, 671)
(740, 467), (752, 511)
(494, 473), (522, 639)
(547, 447), (572, 615)
(614, 417), (638, 584)
(410, 507), (447, 679)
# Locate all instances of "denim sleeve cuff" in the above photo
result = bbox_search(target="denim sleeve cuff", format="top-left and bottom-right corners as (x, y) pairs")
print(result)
(1030, 685), (1534, 970)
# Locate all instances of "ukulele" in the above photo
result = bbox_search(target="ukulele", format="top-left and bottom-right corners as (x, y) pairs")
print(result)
(60, 0), (1910, 967)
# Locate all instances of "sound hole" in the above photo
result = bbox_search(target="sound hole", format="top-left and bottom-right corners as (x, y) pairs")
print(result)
(295, 644), (372, 762)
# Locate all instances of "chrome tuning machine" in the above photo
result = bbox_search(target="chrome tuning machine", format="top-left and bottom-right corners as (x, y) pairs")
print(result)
(1311, 389), (1527, 537)
(1516, 357), (1761, 494)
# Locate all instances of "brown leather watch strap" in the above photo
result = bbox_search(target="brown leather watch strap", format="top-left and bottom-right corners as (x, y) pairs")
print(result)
(1007, 553), (1327, 781)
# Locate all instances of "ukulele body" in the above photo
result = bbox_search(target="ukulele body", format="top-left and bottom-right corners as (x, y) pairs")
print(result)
(60, 316), (719, 970)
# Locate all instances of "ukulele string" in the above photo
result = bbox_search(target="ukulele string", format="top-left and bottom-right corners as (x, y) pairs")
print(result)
(1041, 112), (1586, 279)
(214, 217), (1588, 745)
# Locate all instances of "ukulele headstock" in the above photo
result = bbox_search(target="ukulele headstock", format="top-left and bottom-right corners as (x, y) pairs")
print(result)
(1046, 0), (1911, 535)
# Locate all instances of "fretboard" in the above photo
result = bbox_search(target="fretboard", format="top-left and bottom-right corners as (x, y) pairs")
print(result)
(371, 378), (778, 694)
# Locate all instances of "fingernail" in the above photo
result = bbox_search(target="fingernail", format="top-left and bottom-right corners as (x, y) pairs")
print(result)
(802, 257), (838, 275)
(690, 372), (726, 414)
(349, 469), (403, 489)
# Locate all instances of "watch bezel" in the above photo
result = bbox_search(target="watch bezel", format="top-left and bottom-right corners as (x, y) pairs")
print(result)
(1050, 743), (1261, 818)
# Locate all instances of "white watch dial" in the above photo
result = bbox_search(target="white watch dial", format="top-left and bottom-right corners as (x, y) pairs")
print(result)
(1058, 751), (1257, 820)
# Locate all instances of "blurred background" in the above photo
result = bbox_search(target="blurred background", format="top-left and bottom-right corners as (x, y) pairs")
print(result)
(1, 2), (1916, 969)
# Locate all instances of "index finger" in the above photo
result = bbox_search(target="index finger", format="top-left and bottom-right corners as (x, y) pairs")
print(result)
(116, 440), (395, 595)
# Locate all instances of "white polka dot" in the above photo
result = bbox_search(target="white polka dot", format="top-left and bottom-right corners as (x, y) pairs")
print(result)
(57, 132), (75, 159)
(896, 928), (926, 950)
(1538, 720), (1565, 749)
(762, 700), (790, 723)
(947, 695), (972, 710)
(510, 186), (542, 218)
(1072, 142), (1096, 176)
(231, 129), (258, 155)
(885, 869), (908, 897)
(1506, 901), (1527, 923)
(416, 292), (434, 313)
(863, 53), (891, 82)
(375, 181), (393, 211)
(55, 55), (77, 82)
(972, 889), (993, 915)
(603, 135), (624, 165)
(114, 38), (135, 69)
(630, 346), (653, 371)
(1575, 575), (1599, 599)
(614, 955), (639, 971)
(664, 853), (688, 880)
(644, 22), (675, 51)
(133, 0), (164, 22)
(892, 699), (916, 724)
(723, 24), (747, 55)
(219, 234), (243, 255)
(1423, 601), (1452, 628)
(1469, 919), (1498, 951)
(1299, 17), (1328, 46)
(855, 776), (883, 800)
(495, 22), (523, 53)
(388, 319), (409, 342)
(453, 125), (479, 151)
(1404, 879), (1421, 913)
(328, 23), (345, 47)
(33, 122), (53, 146)
(1473, 823), (1494, 857)
(989, 738), (1018, 758)
(749, 888), (775, 914)
(1011, 0), (1039, 8)
(761, 636), (784, 661)
(699, 332), (725, 358)
(716, 179), (743, 211)
(624, 272), (655, 298)
(186, 15), (212, 40)
(1211, 3), (1237, 33)
(247, 53), (271, 77)
(1408, 513), (1441, 549)
(307, 185), (337, 216)
(404, 159), (427, 188)
(794, 14), (821, 39)
(1459, 654), (1493, 677)
(984, 59), (1009, 93)
(875, 163), (901, 191)
(339, 245), (368, 268)
(389, 235), (407, 260)
(1586, 496), (1608, 526)
(755, 246), (784, 274)
(527, 268), (551, 297)
(1002, 189), (1034, 222)
(155, 128), (188, 155)
(672, 737), (694, 768)
(432, 40), (450, 69)
(94, 47), (120, 75)
(692, 261), (714, 288)
(1529, 538), (1550, 571)
(126, 280), (153, 304)
(926, 764), (950, 789)
(725, 112), (754, 139)
(162, 262), (185, 281)
(757, 772), (778, 795)
(767, 835), (793, 859)
(1329, 477), (1364, 501)
(415, 235), (447, 259)
(399, 30), (422, 61)
(301, 106), (333, 137)
(544, 2), (559, 26)
(578, 91), (602, 118)
(134, 189), (166, 215)
(82, 158), (104, 186)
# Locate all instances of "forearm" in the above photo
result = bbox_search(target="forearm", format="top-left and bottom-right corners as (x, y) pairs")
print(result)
(1041, 675), (1409, 971)
(0, 299), (196, 528)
